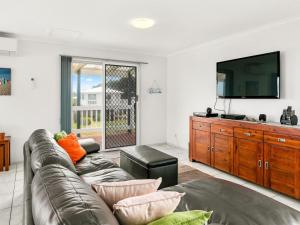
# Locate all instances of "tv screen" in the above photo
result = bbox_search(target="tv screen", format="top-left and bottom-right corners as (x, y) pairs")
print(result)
(217, 51), (280, 99)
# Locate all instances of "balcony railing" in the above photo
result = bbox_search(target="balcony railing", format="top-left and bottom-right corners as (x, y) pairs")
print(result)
(71, 105), (133, 134)
(71, 105), (102, 133)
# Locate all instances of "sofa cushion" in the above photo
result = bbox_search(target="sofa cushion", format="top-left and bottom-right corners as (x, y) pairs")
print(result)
(147, 210), (212, 225)
(163, 178), (300, 225)
(92, 178), (162, 209)
(29, 129), (76, 174)
(76, 152), (118, 175)
(113, 191), (185, 225)
(31, 164), (119, 225)
(81, 167), (135, 184)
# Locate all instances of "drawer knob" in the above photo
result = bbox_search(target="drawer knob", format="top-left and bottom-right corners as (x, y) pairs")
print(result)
(258, 160), (262, 168)
(265, 161), (269, 169)
(219, 129), (225, 132)
(277, 138), (286, 143)
(244, 132), (251, 137)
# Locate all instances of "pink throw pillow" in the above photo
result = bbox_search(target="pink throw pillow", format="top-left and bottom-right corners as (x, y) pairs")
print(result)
(113, 191), (185, 225)
(92, 178), (161, 208)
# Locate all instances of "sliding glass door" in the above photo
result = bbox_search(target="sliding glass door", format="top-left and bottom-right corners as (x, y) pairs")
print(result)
(70, 60), (139, 150)
(104, 64), (138, 149)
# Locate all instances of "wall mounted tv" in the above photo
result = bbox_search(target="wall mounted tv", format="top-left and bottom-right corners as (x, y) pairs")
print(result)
(217, 51), (280, 99)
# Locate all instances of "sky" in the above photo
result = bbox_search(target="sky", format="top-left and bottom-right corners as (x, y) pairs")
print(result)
(72, 73), (102, 92)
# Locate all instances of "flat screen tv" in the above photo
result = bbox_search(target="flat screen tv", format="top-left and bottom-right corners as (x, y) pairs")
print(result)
(217, 51), (280, 99)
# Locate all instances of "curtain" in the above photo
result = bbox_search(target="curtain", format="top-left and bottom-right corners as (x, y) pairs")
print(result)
(60, 56), (72, 133)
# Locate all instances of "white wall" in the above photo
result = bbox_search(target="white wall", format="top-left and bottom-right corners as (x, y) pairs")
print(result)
(0, 40), (166, 163)
(167, 19), (300, 149)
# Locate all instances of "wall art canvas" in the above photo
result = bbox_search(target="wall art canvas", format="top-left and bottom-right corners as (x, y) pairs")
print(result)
(0, 68), (11, 95)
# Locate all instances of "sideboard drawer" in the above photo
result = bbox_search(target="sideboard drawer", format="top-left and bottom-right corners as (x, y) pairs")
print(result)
(264, 132), (300, 149)
(211, 124), (233, 136)
(192, 122), (210, 132)
(234, 128), (263, 142)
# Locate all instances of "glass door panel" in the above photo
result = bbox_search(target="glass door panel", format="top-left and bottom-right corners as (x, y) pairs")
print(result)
(71, 62), (103, 147)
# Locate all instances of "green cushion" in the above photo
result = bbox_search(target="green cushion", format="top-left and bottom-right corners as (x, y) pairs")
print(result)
(54, 131), (67, 142)
(147, 210), (212, 225)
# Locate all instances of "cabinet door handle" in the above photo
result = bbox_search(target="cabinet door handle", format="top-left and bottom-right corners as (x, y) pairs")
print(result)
(211, 147), (214, 151)
(265, 161), (269, 169)
(277, 138), (286, 143)
(258, 160), (262, 168)
(207, 146), (210, 151)
(244, 132), (251, 137)
(219, 129), (225, 132)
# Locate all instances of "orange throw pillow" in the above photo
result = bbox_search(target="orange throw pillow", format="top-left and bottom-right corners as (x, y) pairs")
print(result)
(58, 133), (86, 164)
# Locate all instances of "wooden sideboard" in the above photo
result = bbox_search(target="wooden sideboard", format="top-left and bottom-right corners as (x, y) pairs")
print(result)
(189, 116), (300, 199)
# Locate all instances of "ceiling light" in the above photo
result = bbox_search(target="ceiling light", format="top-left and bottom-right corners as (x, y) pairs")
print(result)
(130, 18), (155, 29)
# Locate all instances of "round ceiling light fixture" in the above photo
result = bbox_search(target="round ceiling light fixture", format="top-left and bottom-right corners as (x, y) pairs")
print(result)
(130, 18), (155, 29)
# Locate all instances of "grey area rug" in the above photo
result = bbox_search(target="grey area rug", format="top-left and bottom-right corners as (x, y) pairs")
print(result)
(99, 150), (211, 183)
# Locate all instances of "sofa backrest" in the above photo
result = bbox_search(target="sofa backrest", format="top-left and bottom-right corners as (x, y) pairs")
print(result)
(31, 164), (120, 225)
(28, 129), (76, 174)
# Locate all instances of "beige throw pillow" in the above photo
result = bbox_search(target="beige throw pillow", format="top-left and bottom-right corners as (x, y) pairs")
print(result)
(113, 191), (185, 225)
(92, 178), (161, 208)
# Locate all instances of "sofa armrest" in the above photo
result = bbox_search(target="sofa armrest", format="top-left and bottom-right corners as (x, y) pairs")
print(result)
(78, 138), (100, 154)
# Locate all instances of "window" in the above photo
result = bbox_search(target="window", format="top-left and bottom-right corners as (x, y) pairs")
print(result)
(88, 94), (97, 105)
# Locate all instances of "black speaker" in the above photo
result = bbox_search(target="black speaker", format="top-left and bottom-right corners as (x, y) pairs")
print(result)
(280, 106), (298, 126)
(259, 114), (266, 122)
(291, 115), (298, 125)
(206, 107), (212, 115)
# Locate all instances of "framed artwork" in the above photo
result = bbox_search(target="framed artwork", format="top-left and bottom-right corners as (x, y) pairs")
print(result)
(0, 68), (11, 95)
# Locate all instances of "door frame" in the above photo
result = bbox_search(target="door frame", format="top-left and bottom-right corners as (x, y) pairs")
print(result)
(102, 61), (141, 150)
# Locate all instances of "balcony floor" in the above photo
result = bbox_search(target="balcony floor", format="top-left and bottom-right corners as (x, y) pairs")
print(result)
(78, 132), (136, 150)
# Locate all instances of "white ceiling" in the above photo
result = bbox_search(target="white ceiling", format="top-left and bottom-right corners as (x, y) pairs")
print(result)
(1, 0), (300, 56)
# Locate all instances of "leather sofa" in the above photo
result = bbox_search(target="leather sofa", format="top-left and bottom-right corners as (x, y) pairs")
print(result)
(24, 129), (300, 225)
(23, 129), (134, 225)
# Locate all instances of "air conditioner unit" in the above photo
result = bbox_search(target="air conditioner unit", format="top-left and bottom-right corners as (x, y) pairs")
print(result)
(0, 37), (18, 55)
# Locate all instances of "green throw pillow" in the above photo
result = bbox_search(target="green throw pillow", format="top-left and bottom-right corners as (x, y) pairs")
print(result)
(147, 210), (212, 225)
(54, 131), (67, 142)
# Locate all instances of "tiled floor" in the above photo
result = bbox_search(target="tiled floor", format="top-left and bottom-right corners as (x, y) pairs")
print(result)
(0, 163), (23, 225)
(1, 143), (300, 225)
(150, 143), (300, 212)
